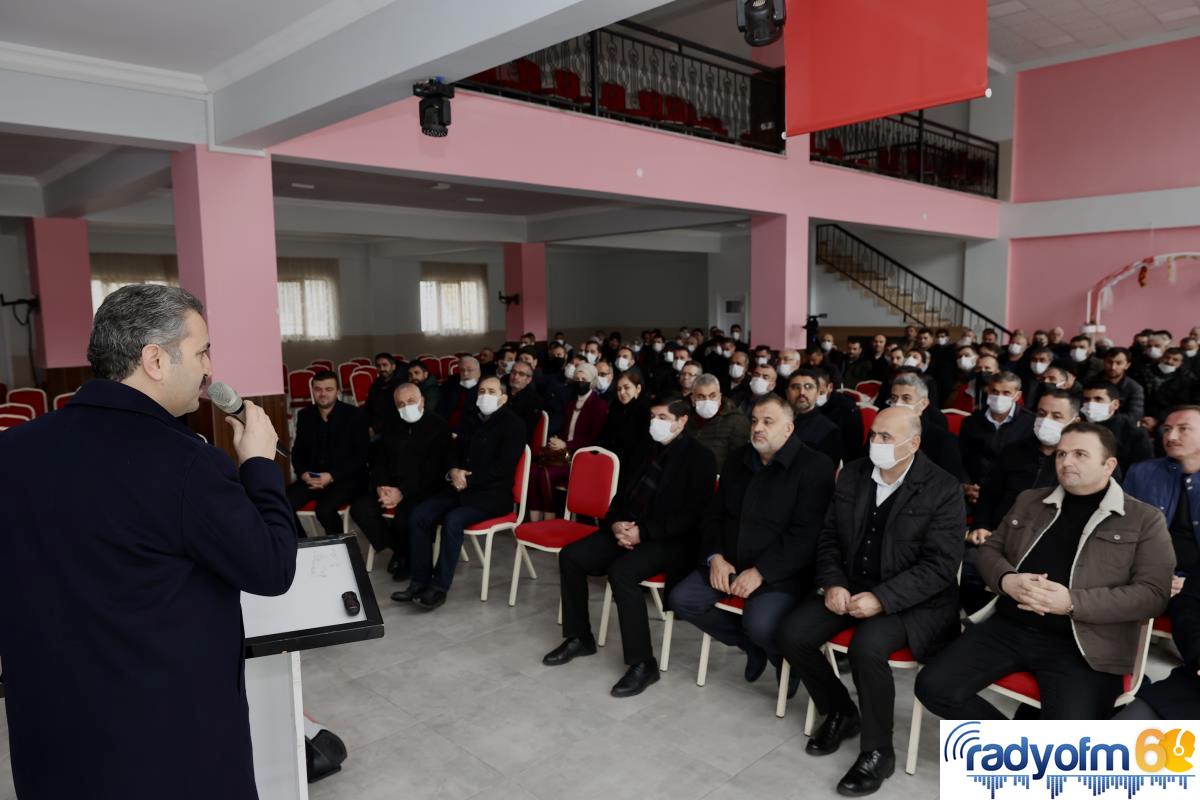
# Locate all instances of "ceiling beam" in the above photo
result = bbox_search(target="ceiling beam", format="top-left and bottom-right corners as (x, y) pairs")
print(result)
(42, 148), (172, 217)
(0, 175), (45, 217)
(528, 206), (745, 242)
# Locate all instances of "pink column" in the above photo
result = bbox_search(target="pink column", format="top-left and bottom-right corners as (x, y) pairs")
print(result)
(749, 214), (809, 349)
(26, 218), (93, 369)
(503, 243), (547, 342)
(171, 146), (282, 396)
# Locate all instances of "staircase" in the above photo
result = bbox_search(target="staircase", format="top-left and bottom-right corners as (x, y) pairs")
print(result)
(815, 224), (1010, 335)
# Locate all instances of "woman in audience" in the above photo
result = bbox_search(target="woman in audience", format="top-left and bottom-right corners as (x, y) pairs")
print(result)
(598, 370), (651, 490)
(527, 362), (609, 520)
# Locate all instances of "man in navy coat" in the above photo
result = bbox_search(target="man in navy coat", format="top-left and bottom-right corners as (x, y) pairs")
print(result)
(0, 285), (298, 800)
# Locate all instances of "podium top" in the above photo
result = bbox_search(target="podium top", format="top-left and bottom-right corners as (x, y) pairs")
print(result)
(241, 535), (384, 658)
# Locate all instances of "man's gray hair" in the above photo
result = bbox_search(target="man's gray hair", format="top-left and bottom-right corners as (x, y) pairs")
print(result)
(87, 284), (204, 381)
(891, 372), (929, 401)
(458, 355), (480, 371)
(693, 373), (720, 392)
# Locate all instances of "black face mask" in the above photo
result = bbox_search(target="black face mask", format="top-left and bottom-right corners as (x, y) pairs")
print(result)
(546, 357), (565, 374)
(572, 381), (591, 396)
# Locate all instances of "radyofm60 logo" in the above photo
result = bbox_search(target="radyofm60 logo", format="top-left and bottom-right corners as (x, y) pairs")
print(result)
(940, 721), (1196, 799)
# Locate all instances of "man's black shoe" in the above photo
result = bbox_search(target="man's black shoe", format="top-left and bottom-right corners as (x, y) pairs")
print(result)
(391, 559), (410, 582)
(413, 588), (446, 610)
(836, 749), (896, 797)
(386, 555), (401, 575)
(805, 709), (861, 755)
(743, 644), (768, 683)
(542, 637), (597, 666)
(390, 583), (423, 603)
(610, 660), (660, 698)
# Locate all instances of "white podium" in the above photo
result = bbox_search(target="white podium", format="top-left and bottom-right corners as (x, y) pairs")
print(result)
(242, 535), (384, 800)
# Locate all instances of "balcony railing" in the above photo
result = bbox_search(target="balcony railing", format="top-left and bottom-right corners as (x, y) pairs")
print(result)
(459, 21), (785, 153)
(810, 112), (1000, 198)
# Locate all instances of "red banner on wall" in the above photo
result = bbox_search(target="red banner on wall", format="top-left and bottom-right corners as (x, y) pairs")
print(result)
(785, 0), (989, 136)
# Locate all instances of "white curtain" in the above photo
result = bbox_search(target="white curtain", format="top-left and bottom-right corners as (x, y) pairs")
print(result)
(90, 253), (178, 313)
(419, 262), (488, 335)
(276, 258), (340, 341)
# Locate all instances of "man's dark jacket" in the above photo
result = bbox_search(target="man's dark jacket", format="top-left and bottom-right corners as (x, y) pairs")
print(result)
(0, 380), (297, 800)
(291, 400), (369, 486)
(435, 377), (478, 432)
(793, 409), (844, 466)
(449, 405), (526, 515)
(919, 418), (965, 481)
(815, 452), (966, 660)
(820, 390), (865, 462)
(701, 435), (835, 595)
(507, 384), (545, 443)
(974, 434), (1058, 531)
(370, 412), (452, 507)
(958, 406), (1035, 484)
(365, 372), (402, 433)
(1138, 569), (1200, 719)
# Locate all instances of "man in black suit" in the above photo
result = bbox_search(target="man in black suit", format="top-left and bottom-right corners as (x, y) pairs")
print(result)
(785, 369), (843, 466)
(776, 407), (965, 797)
(435, 355), (481, 432)
(350, 382), (452, 584)
(543, 397), (716, 698)
(0, 285), (297, 800)
(959, 371), (1034, 507)
(398, 376), (525, 610)
(671, 394), (835, 694)
(1079, 381), (1154, 473)
(815, 367), (865, 462)
(886, 372), (964, 481)
(365, 351), (404, 434)
(288, 370), (370, 536)
(506, 359), (545, 443)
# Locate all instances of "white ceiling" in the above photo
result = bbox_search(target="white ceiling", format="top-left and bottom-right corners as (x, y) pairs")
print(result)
(989, 0), (1200, 66)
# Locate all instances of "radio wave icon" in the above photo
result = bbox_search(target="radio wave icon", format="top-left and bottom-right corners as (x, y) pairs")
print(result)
(945, 721), (982, 762)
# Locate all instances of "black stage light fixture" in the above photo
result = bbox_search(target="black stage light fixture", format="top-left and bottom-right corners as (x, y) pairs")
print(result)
(413, 79), (455, 137)
(736, 0), (786, 48)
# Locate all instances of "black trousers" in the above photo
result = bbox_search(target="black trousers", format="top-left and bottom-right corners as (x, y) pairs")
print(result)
(775, 595), (909, 752)
(559, 529), (682, 666)
(914, 613), (1124, 720)
(286, 479), (360, 536)
(348, 493), (415, 557)
(669, 569), (797, 659)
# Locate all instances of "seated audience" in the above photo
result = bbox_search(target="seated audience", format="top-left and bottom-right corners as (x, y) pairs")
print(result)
(916, 422), (1173, 720)
(407, 361), (440, 412)
(613, 345), (637, 378)
(1000, 332), (1031, 381)
(678, 359), (703, 398)
(542, 398), (716, 698)
(1183, 335), (1199, 376)
(1142, 348), (1198, 430)
(671, 395), (835, 696)
(1118, 568), (1200, 720)
(1024, 347), (1056, 398)
(435, 355), (481, 432)
(477, 347), (496, 376)
(776, 408), (964, 797)
(740, 363), (779, 416)
(1101, 347), (1145, 422)
(594, 359), (616, 403)
(784, 369), (843, 466)
(364, 352), (403, 434)
(1079, 381), (1154, 473)
(528, 363), (607, 520)
(805, 347), (842, 387)
(886, 373), (964, 481)
(397, 377), (525, 610)
(815, 368), (865, 463)
(867, 334), (890, 382)
(1069, 335), (1104, 384)
(960, 372), (1034, 504)
(1047, 326), (1070, 359)
(819, 333), (844, 372)
(687, 373), (751, 469)
(726, 350), (752, 401)
(598, 370), (652, 474)
(505, 359), (545, 443)
(841, 339), (875, 389)
(350, 383), (451, 583)
(776, 348), (803, 382)
(288, 371), (370, 536)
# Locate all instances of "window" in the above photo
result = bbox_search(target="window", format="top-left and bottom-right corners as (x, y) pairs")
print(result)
(90, 254), (178, 313)
(419, 262), (488, 335)
(277, 258), (340, 341)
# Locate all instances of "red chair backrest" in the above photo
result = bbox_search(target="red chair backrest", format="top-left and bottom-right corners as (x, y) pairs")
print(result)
(515, 58), (541, 93)
(0, 403), (36, 420)
(288, 370), (315, 403)
(0, 414), (29, 429)
(530, 411), (549, 455)
(53, 392), (75, 410)
(512, 446), (532, 523)
(8, 389), (46, 417)
(553, 68), (581, 100)
(0, 381), (7, 404)
(419, 357), (441, 380)
(600, 82), (626, 112)
(337, 362), (358, 390)
(859, 405), (878, 447)
(565, 447), (619, 520)
(308, 360), (334, 372)
(855, 380), (882, 398)
(943, 409), (969, 436)
(439, 356), (459, 378)
(350, 370), (375, 405)
(351, 357), (372, 366)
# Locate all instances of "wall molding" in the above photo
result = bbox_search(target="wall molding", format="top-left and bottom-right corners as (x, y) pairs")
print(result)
(1003, 185), (1200, 240)
(0, 40), (208, 97)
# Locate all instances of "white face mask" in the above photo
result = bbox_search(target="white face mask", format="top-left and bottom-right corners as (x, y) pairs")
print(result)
(721, 349), (734, 359)
(596, 376), (612, 392)
(686, 344), (696, 353)
(1031, 361), (1049, 375)
(816, 393), (829, 408)
(889, 400), (917, 411)
(987, 394), (1015, 415)
(476, 394), (501, 416)
(903, 356), (921, 368)
(777, 363), (795, 378)
(1083, 401), (1113, 422)
(460, 377), (478, 390)
(1008, 343), (1024, 356)
(649, 417), (677, 444)
(1033, 417), (1065, 446)
(820, 341), (833, 352)
(554, 338), (564, 345)
(694, 399), (720, 419)
(756, 356), (769, 366)
(729, 363), (746, 380)
(398, 404), (423, 424)
(1148, 346), (1164, 359)
(869, 437), (912, 470)
(564, 363), (576, 380)
(1159, 363), (1177, 375)
(673, 359), (685, 372)
(663, 350), (674, 363)
(937, 336), (949, 346)
(498, 361), (512, 375)
(750, 377), (770, 396)
(1186, 348), (1198, 357)
(585, 352), (598, 364)
(616, 357), (631, 371)
(1071, 347), (1089, 363)
(653, 342), (664, 353)
(732, 331), (741, 341)
(631, 343), (642, 353)
(958, 356), (977, 371)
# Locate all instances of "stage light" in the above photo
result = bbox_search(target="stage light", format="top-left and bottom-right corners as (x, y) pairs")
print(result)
(413, 79), (455, 137)
(736, 0), (786, 48)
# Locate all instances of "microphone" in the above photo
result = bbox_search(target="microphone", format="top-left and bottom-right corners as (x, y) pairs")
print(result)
(208, 381), (290, 457)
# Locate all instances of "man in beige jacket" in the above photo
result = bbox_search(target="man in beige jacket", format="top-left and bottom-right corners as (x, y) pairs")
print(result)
(916, 421), (1174, 719)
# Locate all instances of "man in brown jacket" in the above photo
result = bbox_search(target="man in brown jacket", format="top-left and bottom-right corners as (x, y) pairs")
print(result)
(916, 421), (1174, 720)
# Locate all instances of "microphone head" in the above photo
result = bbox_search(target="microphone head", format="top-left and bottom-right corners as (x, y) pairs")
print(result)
(208, 381), (244, 415)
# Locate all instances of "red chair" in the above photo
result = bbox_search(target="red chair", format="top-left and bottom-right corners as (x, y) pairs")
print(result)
(351, 357), (372, 367)
(855, 380), (882, 399)
(0, 413), (30, 430)
(295, 500), (351, 537)
(1152, 614), (1173, 641)
(460, 446), (532, 602)
(337, 362), (359, 394)
(826, 137), (845, 161)
(419, 357), (441, 381)
(631, 90), (664, 120)
(439, 356), (459, 379)
(859, 405), (878, 447)
(0, 402), (36, 420)
(52, 392), (75, 410)
(0, 382), (7, 403)
(838, 388), (867, 404)
(9, 388), (47, 417)
(544, 68), (582, 101)
(597, 572), (675, 670)
(287, 369), (315, 410)
(508, 447), (620, 608)
(583, 82), (627, 113)
(350, 370), (375, 406)
(496, 58), (541, 94)
(530, 410), (549, 456)
(942, 408), (970, 436)
(308, 359), (334, 373)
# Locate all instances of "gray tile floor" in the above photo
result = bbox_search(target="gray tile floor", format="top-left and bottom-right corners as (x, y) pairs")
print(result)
(0, 533), (1179, 800)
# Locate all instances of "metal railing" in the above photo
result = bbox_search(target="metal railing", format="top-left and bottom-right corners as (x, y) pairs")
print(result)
(458, 21), (785, 152)
(810, 112), (1000, 198)
(816, 224), (1010, 335)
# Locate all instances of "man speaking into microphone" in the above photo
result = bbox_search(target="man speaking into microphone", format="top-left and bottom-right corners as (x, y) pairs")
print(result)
(0, 285), (298, 799)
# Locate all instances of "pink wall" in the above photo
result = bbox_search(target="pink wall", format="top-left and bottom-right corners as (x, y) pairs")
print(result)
(1014, 37), (1200, 202)
(1008, 225), (1200, 344)
(502, 243), (547, 341)
(25, 217), (93, 369)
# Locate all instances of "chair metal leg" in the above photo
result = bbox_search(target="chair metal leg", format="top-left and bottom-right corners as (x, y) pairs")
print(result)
(906, 693), (924, 775)
(365, 546), (376, 572)
(521, 545), (538, 580)
(460, 544), (470, 563)
(479, 533), (495, 602)
(660, 611), (674, 672)
(804, 695), (817, 737)
(649, 586), (666, 621)
(776, 661), (790, 718)
(597, 583), (614, 647)
(556, 597), (562, 626)
(697, 633), (712, 686)
(508, 543), (524, 607)
(469, 535), (486, 564)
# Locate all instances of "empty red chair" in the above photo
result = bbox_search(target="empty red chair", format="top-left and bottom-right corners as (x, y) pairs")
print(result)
(52, 392), (75, 410)
(350, 357), (372, 367)
(0, 382), (7, 403)
(350, 370), (375, 406)
(600, 82), (626, 113)
(546, 68), (582, 101)
(632, 90), (664, 120)
(855, 380), (882, 398)
(9, 388), (47, 417)
(439, 355), (459, 378)
(508, 447), (620, 608)
(530, 410), (549, 456)
(0, 402), (36, 420)
(467, 67), (502, 85)
(0, 413), (29, 430)
(287, 369), (315, 410)
(308, 359), (333, 373)
(419, 357), (441, 381)
(826, 137), (845, 161)
(337, 362), (358, 394)
(942, 408), (969, 436)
